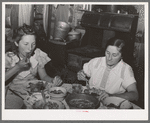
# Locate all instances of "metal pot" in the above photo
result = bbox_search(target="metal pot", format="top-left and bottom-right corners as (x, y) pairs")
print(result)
(53, 21), (71, 40)
(67, 29), (81, 41)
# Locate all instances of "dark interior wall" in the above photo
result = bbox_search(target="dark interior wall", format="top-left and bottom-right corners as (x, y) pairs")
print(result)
(6, 5), (19, 30)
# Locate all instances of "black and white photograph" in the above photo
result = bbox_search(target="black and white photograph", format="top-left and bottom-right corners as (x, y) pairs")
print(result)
(2, 2), (148, 121)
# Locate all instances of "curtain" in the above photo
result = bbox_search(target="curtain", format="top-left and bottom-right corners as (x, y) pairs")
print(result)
(18, 4), (34, 27)
(10, 5), (19, 30)
(55, 5), (69, 23)
(43, 5), (49, 36)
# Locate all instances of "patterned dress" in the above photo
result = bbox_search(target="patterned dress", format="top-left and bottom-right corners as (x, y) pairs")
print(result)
(5, 48), (51, 109)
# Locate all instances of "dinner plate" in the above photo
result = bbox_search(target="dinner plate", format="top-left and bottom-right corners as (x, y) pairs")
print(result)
(24, 92), (43, 109)
(102, 97), (133, 109)
(24, 92), (65, 109)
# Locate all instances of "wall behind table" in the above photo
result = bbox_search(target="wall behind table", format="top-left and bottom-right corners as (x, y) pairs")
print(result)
(133, 5), (144, 67)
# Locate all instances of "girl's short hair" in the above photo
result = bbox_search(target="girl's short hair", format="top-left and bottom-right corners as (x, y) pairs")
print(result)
(12, 23), (36, 43)
(11, 23), (36, 54)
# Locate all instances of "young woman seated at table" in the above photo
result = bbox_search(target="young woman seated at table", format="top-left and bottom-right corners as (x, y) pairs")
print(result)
(77, 37), (139, 102)
(5, 24), (62, 108)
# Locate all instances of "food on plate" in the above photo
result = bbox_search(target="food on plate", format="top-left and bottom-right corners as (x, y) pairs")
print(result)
(106, 103), (133, 109)
(107, 103), (120, 109)
(84, 89), (90, 94)
(102, 97), (134, 109)
(72, 84), (82, 94)
(69, 99), (95, 109)
(49, 87), (67, 101)
(24, 92), (45, 109)
(43, 101), (59, 109)
(84, 87), (101, 96)
(49, 87), (67, 95)
(29, 82), (45, 93)
(50, 90), (64, 94)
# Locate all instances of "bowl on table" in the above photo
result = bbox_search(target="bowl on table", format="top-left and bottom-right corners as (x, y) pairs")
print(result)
(65, 93), (100, 109)
(49, 87), (67, 101)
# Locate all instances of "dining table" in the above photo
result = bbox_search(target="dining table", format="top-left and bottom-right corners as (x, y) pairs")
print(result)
(7, 80), (142, 109)
(60, 83), (141, 109)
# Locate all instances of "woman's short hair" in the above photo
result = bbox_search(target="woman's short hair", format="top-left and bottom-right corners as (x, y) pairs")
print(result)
(105, 37), (125, 54)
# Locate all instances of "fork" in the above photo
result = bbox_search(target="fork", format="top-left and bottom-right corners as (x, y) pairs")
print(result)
(41, 90), (46, 104)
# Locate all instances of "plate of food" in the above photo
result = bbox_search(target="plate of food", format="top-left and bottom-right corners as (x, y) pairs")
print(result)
(24, 92), (44, 109)
(8, 80), (50, 99)
(102, 97), (134, 109)
(43, 99), (65, 109)
(24, 92), (65, 109)
(26, 80), (54, 94)
(66, 83), (83, 94)
(83, 87), (101, 95)
(72, 84), (83, 94)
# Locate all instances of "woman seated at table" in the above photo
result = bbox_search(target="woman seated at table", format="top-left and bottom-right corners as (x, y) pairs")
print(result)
(77, 37), (139, 102)
(5, 24), (62, 108)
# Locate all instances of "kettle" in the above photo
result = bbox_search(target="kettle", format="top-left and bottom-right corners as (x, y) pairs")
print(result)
(67, 28), (81, 41)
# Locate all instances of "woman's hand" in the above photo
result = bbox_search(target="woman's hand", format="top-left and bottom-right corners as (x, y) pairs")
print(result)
(98, 90), (110, 101)
(16, 58), (30, 71)
(52, 76), (63, 87)
(77, 70), (89, 81)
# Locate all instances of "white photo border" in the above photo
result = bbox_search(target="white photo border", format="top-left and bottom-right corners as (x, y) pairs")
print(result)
(2, 2), (149, 121)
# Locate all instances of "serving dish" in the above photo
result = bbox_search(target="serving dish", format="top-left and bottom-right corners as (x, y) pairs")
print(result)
(65, 93), (100, 109)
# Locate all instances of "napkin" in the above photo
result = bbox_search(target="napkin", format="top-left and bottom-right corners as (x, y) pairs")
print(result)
(18, 56), (38, 78)
(34, 48), (51, 68)
(18, 48), (51, 78)
(34, 48), (51, 62)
